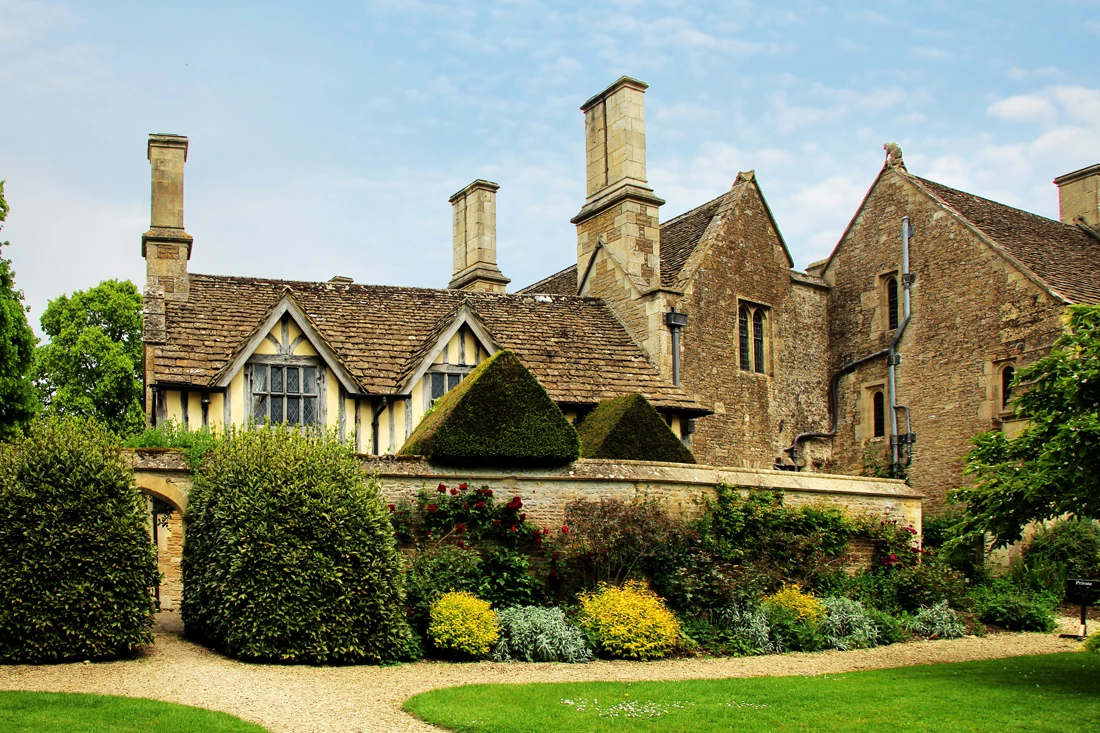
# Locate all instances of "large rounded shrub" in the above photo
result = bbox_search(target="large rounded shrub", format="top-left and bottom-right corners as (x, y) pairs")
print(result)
(577, 581), (680, 660)
(0, 417), (158, 662)
(182, 426), (409, 663)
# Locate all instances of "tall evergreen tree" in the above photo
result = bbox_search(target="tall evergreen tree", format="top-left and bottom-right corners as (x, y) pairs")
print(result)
(34, 280), (145, 437)
(0, 181), (40, 440)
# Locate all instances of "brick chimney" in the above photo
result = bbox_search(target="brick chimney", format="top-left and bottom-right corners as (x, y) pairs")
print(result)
(1054, 164), (1100, 229)
(142, 134), (192, 345)
(571, 76), (665, 294)
(448, 179), (509, 293)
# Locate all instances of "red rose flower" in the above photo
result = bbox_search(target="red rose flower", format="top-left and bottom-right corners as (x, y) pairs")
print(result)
(463, 503), (470, 510)
(484, 488), (493, 497)
(387, 503), (395, 511)
(459, 483), (469, 491)
(427, 504), (437, 514)
(519, 513), (526, 522)
(475, 488), (483, 495)
(455, 523), (466, 534)
(510, 524), (517, 532)
(450, 488), (459, 496)
(549, 569), (558, 578)
(561, 525), (570, 535)
(475, 501), (486, 509)
(493, 519), (501, 526)
(552, 551), (560, 560)
(457, 540), (465, 549)
(534, 536), (542, 545)
(438, 483), (447, 493)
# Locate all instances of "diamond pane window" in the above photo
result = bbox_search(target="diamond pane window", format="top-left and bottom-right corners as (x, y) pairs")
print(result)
(431, 373), (446, 400)
(448, 373), (461, 391)
(251, 360), (321, 427)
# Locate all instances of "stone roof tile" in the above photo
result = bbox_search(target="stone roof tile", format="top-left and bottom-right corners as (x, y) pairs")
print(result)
(156, 275), (708, 414)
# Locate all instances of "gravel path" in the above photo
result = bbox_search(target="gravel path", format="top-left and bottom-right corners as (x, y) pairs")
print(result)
(0, 613), (1084, 733)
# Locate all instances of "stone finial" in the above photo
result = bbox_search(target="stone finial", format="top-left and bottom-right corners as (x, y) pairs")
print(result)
(884, 142), (904, 169)
(735, 170), (755, 185)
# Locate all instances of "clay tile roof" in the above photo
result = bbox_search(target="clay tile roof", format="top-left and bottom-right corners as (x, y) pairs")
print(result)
(912, 176), (1100, 304)
(157, 274), (709, 414)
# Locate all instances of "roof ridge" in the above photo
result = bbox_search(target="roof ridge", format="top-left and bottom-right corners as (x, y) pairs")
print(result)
(911, 175), (1074, 232)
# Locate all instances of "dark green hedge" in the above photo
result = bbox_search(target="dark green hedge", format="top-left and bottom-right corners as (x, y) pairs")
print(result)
(577, 393), (696, 463)
(182, 426), (409, 663)
(0, 417), (158, 662)
(400, 350), (579, 467)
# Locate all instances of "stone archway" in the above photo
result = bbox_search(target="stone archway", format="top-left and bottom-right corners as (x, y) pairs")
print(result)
(134, 470), (192, 611)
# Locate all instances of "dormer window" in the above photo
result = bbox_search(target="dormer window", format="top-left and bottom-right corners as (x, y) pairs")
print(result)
(250, 360), (322, 426)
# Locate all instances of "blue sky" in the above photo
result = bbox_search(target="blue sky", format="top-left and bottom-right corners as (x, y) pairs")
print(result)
(2, 0), (1099, 332)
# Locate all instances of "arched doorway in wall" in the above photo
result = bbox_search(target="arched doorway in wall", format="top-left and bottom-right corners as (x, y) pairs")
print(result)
(134, 474), (188, 612)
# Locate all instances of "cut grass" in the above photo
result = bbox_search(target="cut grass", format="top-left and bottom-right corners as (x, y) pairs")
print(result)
(0, 691), (269, 732)
(405, 653), (1100, 732)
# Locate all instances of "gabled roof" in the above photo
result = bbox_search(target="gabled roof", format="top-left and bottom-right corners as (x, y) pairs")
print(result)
(909, 176), (1100, 304)
(154, 274), (708, 414)
(520, 175), (796, 293)
(821, 166), (1100, 305)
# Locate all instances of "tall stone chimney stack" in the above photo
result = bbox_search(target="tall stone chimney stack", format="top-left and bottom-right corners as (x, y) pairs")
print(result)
(448, 180), (509, 293)
(142, 134), (192, 345)
(1054, 164), (1100, 229)
(571, 76), (665, 294)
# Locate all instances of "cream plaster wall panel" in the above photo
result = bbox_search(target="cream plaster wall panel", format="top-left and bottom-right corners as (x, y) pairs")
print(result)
(254, 327), (279, 355)
(208, 393), (225, 431)
(344, 397), (355, 442)
(325, 368), (340, 431)
(187, 392), (203, 430)
(166, 390), (184, 424)
(411, 381), (425, 427)
(230, 370), (245, 427)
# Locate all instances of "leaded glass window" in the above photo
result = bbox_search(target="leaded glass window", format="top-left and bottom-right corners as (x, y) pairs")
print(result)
(1001, 365), (1015, 409)
(429, 371), (468, 404)
(873, 390), (886, 438)
(252, 363), (319, 426)
(887, 276), (899, 331)
(738, 306), (750, 371)
(753, 309), (765, 374)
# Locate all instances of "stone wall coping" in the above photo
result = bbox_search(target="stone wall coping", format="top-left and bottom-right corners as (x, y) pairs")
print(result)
(123, 449), (922, 500)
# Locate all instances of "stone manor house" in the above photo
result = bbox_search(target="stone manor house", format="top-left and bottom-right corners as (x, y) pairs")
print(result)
(142, 76), (1100, 515)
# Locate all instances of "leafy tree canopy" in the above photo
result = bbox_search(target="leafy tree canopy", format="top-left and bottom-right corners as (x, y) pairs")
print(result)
(0, 180), (40, 440)
(953, 305), (1100, 547)
(34, 279), (144, 436)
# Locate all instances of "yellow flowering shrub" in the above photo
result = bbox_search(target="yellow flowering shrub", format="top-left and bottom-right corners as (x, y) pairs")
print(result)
(428, 591), (499, 659)
(765, 584), (823, 621)
(577, 580), (680, 660)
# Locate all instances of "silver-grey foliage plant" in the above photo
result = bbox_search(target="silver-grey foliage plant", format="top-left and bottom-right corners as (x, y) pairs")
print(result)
(492, 606), (592, 663)
(819, 597), (880, 651)
(719, 603), (777, 654)
(908, 601), (966, 639)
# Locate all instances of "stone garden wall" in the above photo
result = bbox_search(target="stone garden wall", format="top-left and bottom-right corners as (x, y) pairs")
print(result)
(128, 449), (923, 610)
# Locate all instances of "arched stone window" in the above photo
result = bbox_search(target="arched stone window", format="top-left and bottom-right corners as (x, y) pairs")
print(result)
(873, 390), (886, 438)
(1001, 364), (1015, 410)
(739, 305), (751, 371)
(886, 276), (899, 330)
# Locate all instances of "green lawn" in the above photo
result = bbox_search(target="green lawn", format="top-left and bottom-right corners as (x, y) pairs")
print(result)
(0, 691), (269, 733)
(405, 653), (1100, 733)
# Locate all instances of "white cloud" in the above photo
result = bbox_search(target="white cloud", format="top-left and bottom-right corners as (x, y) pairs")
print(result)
(0, 0), (79, 43)
(1085, 20), (1100, 37)
(910, 46), (953, 61)
(988, 95), (1059, 125)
